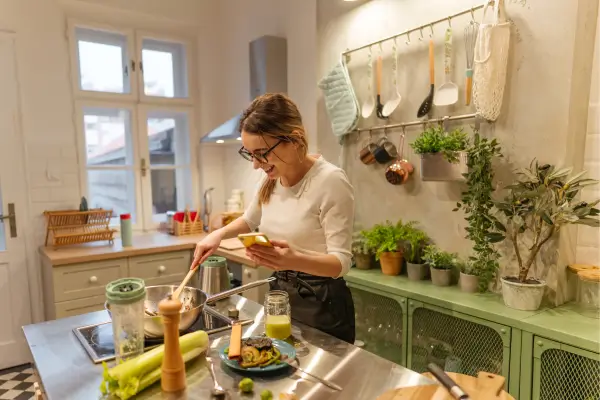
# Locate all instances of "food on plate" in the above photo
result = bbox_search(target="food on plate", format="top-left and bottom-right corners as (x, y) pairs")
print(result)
(228, 323), (243, 359)
(261, 389), (274, 400)
(99, 331), (209, 400)
(225, 337), (282, 368)
(239, 377), (254, 393)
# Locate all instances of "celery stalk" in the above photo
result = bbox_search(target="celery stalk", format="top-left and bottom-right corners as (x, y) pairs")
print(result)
(100, 330), (209, 399)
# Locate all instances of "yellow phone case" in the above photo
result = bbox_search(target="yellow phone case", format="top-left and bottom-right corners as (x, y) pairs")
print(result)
(237, 233), (273, 247)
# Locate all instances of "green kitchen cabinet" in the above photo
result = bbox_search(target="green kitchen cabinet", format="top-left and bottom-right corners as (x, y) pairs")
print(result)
(406, 300), (511, 380)
(532, 336), (600, 400)
(348, 282), (407, 366)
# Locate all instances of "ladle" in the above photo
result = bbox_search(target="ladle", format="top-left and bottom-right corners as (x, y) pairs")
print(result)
(361, 47), (375, 118)
(382, 38), (402, 117)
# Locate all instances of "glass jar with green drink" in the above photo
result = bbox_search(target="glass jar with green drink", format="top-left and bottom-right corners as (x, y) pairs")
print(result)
(264, 290), (291, 339)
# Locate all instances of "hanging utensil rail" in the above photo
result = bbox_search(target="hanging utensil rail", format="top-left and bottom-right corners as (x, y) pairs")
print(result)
(342, 5), (486, 57)
(353, 112), (480, 133)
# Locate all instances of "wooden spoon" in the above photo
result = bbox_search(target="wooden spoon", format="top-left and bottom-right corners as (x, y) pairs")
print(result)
(172, 265), (199, 301)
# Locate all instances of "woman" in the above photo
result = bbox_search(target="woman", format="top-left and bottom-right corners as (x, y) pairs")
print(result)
(191, 93), (355, 343)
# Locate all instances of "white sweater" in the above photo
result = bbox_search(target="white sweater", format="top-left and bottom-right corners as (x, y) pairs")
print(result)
(242, 157), (354, 277)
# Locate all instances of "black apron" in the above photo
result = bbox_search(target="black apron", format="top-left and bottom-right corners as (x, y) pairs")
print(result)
(270, 271), (355, 344)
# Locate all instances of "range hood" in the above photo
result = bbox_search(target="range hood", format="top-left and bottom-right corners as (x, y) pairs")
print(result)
(201, 35), (288, 144)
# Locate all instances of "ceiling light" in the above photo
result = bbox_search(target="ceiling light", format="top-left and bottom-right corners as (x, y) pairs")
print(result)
(216, 139), (225, 144)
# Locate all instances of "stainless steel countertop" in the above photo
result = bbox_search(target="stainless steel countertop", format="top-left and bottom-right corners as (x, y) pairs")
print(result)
(23, 296), (433, 400)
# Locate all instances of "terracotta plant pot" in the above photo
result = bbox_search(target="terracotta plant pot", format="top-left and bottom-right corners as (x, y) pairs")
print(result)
(407, 262), (429, 281)
(430, 267), (452, 286)
(354, 253), (373, 270)
(380, 252), (403, 276)
(501, 276), (546, 311)
(459, 272), (479, 293)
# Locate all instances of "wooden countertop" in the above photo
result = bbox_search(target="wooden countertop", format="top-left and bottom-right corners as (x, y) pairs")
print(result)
(39, 232), (257, 267)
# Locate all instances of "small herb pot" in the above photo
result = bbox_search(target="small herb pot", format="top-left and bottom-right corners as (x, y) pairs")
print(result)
(407, 262), (429, 281)
(430, 267), (452, 286)
(354, 253), (373, 270)
(380, 252), (403, 276)
(459, 272), (480, 293)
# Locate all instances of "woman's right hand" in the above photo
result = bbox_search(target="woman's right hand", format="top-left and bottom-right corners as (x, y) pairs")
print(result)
(190, 232), (222, 270)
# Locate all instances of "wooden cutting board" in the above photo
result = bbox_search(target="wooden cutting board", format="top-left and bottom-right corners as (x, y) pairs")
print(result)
(219, 238), (245, 250)
(377, 372), (514, 400)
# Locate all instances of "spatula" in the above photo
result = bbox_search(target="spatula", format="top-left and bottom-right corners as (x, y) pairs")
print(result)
(417, 39), (435, 118)
(434, 28), (459, 106)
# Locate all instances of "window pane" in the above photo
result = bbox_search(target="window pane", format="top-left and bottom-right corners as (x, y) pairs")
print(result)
(84, 107), (133, 166)
(142, 38), (188, 98)
(76, 27), (130, 94)
(147, 111), (190, 166)
(88, 170), (137, 224)
(150, 168), (193, 222)
(0, 186), (5, 251)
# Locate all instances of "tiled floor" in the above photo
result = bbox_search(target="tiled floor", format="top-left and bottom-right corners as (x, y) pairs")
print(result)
(0, 364), (36, 400)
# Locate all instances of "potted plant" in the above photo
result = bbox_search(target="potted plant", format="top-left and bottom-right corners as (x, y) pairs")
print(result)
(362, 220), (406, 276)
(454, 132), (503, 292)
(410, 126), (470, 182)
(422, 245), (457, 286)
(352, 231), (373, 270)
(456, 259), (479, 293)
(403, 223), (430, 281)
(490, 161), (600, 311)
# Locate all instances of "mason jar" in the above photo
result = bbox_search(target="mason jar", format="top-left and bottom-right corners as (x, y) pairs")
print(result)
(264, 290), (292, 340)
(106, 278), (146, 362)
(577, 270), (600, 319)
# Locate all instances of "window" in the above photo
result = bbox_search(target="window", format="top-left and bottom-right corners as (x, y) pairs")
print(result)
(69, 22), (197, 230)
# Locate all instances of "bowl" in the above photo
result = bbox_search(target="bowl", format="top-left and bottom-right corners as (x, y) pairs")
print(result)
(105, 285), (205, 338)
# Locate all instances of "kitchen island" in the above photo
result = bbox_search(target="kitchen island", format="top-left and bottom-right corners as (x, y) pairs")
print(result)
(23, 295), (432, 400)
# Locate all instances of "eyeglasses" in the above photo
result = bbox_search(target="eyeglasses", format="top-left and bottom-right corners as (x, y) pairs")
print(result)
(238, 140), (282, 163)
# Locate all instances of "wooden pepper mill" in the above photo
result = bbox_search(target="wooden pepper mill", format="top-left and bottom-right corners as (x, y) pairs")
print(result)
(158, 294), (186, 393)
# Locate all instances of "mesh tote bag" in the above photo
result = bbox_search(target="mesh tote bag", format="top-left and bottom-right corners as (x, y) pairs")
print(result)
(472, 0), (511, 121)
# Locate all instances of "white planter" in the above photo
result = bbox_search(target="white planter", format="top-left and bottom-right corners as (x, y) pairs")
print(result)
(501, 277), (546, 311)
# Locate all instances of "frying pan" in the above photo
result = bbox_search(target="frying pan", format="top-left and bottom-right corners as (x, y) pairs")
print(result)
(105, 277), (274, 338)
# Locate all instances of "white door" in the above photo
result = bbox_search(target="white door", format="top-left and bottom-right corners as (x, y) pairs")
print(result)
(0, 32), (33, 369)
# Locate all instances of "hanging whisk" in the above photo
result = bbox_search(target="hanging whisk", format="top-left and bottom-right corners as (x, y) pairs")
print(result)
(464, 21), (479, 106)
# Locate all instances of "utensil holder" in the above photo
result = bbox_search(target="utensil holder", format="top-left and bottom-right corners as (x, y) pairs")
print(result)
(420, 152), (468, 182)
(172, 209), (204, 236)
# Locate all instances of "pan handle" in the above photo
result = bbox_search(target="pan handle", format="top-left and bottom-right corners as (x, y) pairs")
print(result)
(205, 277), (276, 304)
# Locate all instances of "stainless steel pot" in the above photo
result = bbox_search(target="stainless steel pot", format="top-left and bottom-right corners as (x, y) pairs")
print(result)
(105, 277), (274, 338)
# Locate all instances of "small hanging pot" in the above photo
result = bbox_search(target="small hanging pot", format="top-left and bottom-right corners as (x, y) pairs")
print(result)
(385, 127), (414, 185)
(359, 130), (378, 165)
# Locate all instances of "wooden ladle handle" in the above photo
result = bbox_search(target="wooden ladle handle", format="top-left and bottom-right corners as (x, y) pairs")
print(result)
(172, 265), (198, 300)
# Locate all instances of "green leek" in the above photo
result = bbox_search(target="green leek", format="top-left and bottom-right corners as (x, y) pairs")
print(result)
(100, 330), (209, 399)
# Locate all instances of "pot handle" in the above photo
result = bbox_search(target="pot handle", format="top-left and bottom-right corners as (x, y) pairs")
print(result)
(205, 277), (275, 304)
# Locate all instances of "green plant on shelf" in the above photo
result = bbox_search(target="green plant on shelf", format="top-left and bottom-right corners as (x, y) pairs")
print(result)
(422, 245), (458, 270)
(410, 126), (470, 163)
(453, 131), (503, 291)
(402, 223), (429, 264)
(361, 220), (413, 260)
(489, 160), (600, 282)
(351, 231), (370, 255)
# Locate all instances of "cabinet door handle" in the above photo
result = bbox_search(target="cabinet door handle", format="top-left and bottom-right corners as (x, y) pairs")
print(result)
(89, 276), (98, 284)
(158, 265), (166, 273)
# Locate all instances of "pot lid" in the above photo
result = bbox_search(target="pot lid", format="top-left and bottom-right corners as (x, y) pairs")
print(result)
(577, 269), (600, 282)
(106, 278), (146, 304)
(567, 264), (599, 273)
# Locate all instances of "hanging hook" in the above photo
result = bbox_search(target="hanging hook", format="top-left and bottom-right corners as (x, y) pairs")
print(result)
(429, 24), (434, 38)
(405, 31), (411, 45)
(369, 129), (373, 140)
(378, 42), (383, 55)
(447, 17), (452, 27)
(383, 127), (388, 137)
(470, 7), (476, 22)
(402, 125), (406, 135)
(419, 27), (424, 41)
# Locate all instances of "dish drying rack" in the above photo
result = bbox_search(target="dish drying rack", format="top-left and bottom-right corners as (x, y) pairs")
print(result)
(44, 209), (116, 247)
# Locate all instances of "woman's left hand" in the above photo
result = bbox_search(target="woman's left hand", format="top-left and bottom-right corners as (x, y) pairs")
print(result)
(245, 240), (298, 271)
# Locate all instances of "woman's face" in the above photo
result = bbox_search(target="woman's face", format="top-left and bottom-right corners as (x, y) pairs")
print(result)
(241, 131), (298, 180)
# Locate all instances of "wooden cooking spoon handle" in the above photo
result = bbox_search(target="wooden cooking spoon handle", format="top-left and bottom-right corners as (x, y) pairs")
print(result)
(172, 265), (198, 300)
(377, 56), (382, 96)
(429, 39), (435, 85)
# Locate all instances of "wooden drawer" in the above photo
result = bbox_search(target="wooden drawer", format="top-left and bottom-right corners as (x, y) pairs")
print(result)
(55, 295), (107, 318)
(53, 259), (128, 302)
(128, 251), (193, 286)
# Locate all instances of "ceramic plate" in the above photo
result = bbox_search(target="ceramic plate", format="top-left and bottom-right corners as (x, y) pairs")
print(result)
(219, 338), (296, 373)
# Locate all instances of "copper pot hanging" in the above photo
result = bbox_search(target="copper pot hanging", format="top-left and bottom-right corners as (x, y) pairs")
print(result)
(385, 127), (414, 185)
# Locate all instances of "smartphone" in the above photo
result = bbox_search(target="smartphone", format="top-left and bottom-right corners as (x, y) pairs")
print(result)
(237, 232), (274, 248)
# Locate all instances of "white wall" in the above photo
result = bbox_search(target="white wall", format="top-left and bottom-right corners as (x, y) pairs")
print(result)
(577, 9), (600, 266)
(317, 0), (598, 299)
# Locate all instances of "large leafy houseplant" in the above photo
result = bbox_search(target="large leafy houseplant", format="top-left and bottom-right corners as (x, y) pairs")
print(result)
(362, 220), (410, 276)
(490, 161), (600, 310)
(454, 132), (503, 292)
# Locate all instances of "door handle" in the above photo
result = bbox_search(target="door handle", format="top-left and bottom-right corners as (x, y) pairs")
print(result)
(140, 158), (148, 177)
(0, 203), (17, 238)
